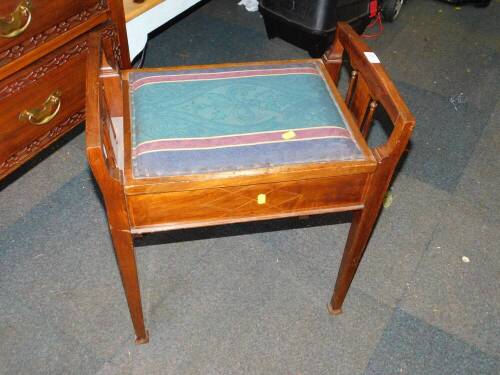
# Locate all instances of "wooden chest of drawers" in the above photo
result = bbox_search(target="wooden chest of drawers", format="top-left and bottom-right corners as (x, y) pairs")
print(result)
(0, 0), (129, 179)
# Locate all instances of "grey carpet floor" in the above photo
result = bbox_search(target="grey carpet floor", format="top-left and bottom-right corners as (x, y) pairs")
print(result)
(1, 0), (499, 374)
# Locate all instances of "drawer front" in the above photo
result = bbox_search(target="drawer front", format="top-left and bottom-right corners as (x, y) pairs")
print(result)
(0, 0), (107, 67)
(128, 174), (368, 230)
(0, 36), (88, 176)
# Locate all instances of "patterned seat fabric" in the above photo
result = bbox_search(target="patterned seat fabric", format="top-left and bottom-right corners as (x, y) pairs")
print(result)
(129, 62), (364, 178)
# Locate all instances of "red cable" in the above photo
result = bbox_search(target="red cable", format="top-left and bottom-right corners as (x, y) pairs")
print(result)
(362, 0), (384, 40)
(369, 0), (378, 17)
(362, 11), (384, 39)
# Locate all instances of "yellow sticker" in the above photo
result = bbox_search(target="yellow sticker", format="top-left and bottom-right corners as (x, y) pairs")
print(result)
(257, 193), (266, 205)
(281, 130), (296, 140)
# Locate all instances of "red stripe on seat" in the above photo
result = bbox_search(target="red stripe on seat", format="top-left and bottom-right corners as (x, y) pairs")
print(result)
(132, 67), (320, 90)
(132, 127), (351, 157)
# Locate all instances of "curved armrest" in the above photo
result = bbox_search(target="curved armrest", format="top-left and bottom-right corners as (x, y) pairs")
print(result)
(86, 30), (122, 183)
(323, 22), (415, 162)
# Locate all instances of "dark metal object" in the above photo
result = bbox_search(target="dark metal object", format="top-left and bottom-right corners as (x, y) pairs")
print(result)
(259, 0), (372, 35)
(259, 0), (372, 56)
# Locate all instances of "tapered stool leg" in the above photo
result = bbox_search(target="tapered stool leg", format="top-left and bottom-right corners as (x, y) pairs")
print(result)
(109, 226), (149, 344)
(328, 173), (390, 315)
(327, 208), (377, 314)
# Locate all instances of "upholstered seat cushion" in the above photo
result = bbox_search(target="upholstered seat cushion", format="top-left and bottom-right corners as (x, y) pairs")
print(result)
(129, 62), (364, 178)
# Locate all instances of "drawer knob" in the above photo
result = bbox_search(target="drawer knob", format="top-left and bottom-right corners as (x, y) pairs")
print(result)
(19, 90), (62, 126)
(257, 193), (266, 205)
(0, 0), (32, 39)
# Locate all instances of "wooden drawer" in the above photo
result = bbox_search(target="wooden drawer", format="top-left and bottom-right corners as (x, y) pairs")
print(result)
(0, 35), (88, 176)
(0, 0), (107, 67)
(128, 174), (368, 231)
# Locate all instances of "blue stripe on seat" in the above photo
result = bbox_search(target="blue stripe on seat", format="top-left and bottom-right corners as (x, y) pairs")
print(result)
(133, 138), (363, 178)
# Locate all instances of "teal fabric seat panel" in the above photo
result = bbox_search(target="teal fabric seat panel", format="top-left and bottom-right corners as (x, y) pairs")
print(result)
(129, 62), (364, 178)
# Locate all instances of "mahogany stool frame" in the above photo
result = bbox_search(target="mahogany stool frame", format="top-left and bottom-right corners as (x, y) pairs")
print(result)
(86, 22), (415, 344)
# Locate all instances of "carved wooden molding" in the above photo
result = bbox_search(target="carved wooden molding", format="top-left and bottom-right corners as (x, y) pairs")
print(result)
(0, 0), (107, 67)
(0, 40), (89, 100)
(0, 110), (85, 176)
(101, 25), (123, 69)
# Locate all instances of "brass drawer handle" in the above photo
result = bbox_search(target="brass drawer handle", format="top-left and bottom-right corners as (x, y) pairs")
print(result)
(19, 90), (62, 125)
(0, 0), (32, 39)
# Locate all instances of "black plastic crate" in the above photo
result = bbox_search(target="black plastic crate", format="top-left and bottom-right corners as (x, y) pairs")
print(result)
(259, 0), (371, 35)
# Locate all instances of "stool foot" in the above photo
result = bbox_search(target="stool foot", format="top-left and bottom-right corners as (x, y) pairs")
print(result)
(135, 330), (149, 345)
(327, 303), (343, 316)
